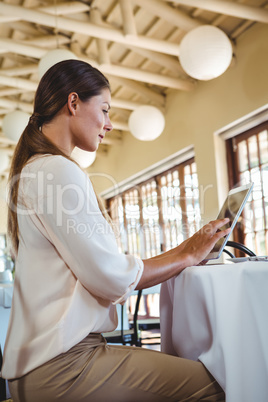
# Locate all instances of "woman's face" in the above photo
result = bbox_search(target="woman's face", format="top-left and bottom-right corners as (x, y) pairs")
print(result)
(70, 87), (113, 152)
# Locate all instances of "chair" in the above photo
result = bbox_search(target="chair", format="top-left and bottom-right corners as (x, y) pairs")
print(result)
(130, 285), (161, 348)
(103, 286), (161, 347)
(223, 240), (256, 258)
(103, 303), (140, 346)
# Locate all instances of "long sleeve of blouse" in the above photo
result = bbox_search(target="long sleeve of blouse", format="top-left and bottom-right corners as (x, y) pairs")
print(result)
(2, 155), (143, 379)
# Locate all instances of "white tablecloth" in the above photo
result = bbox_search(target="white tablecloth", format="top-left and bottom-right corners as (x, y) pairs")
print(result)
(160, 261), (268, 402)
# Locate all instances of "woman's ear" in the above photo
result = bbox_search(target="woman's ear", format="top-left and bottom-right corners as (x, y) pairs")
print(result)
(67, 92), (79, 116)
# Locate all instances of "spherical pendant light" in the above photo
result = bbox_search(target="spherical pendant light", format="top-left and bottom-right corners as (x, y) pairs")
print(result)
(0, 150), (9, 173)
(38, 48), (78, 79)
(179, 25), (233, 80)
(71, 147), (96, 168)
(2, 110), (31, 143)
(128, 105), (165, 141)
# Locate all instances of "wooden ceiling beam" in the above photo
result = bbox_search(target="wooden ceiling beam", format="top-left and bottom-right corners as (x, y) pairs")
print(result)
(0, 65), (37, 77)
(73, 44), (192, 90)
(0, 98), (33, 114)
(0, 3), (180, 56)
(111, 121), (129, 131)
(39, 1), (90, 16)
(85, 10), (184, 79)
(123, 45), (184, 76)
(100, 62), (194, 90)
(111, 98), (148, 111)
(25, 35), (72, 48)
(132, 0), (201, 31)
(0, 75), (37, 92)
(166, 0), (268, 24)
(119, 0), (137, 36)
(89, 9), (110, 65)
(0, 88), (26, 97)
(0, 38), (46, 59)
(0, 37), (192, 90)
(109, 77), (165, 106)
(0, 1), (90, 23)
(73, 40), (165, 103)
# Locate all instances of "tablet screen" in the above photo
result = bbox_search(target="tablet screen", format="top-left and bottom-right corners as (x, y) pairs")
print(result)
(206, 183), (254, 260)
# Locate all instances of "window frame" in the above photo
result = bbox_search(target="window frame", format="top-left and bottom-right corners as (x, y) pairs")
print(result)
(225, 121), (268, 254)
(107, 157), (200, 258)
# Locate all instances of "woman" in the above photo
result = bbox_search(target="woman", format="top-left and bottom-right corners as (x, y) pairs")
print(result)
(2, 60), (229, 401)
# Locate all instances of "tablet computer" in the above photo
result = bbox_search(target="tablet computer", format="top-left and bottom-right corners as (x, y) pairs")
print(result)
(205, 182), (254, 260)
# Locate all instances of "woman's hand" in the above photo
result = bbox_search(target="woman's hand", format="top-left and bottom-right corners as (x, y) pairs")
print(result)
(138, 218), (231, 290)
(176, 218), (231, 267)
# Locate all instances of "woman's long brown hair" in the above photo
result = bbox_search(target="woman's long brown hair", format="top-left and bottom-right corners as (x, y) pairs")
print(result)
(8, 59), (110, 255)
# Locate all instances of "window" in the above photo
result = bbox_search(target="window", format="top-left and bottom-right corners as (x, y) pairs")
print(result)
(107, 158), (201, 258)
(107, 157), (200, 322)
(226, 121), (268, 255)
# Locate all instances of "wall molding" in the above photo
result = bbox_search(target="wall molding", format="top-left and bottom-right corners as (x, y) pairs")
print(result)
(215, 103), (268, 140)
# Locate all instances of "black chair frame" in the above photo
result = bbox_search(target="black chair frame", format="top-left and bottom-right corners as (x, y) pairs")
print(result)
(104, 300), (142, 347)
(223, 240), (256, 258)
(131, 290), (161, 347)
(104, 289), (160, 347)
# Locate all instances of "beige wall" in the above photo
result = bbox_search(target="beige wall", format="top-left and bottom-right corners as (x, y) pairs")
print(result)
(89, 23), (268, 223)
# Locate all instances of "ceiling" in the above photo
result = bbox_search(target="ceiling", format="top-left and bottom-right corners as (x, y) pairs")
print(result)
(0, 0), (267, 178)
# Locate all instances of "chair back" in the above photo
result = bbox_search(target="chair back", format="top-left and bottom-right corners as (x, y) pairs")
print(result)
(223, 241), (256, 258)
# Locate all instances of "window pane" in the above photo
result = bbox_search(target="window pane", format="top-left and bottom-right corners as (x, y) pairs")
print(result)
(245, 232), (255, 252)
(237, 140), (248, 172)
(262, 164), (268, 197)
(125, 189), (141, 258)
(259, 130), (268, 164)
(251, 168), (262, 200)
(256, 230), (266, 255)
(264, 196), (268, 229)
(142, 180), (161, 258)
(248, 136), (259, 168)
(243, 201), (254, 234)
(254, 199), (264, 231)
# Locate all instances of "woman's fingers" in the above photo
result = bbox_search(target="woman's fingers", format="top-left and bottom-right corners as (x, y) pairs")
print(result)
(201, 218), (231, 247)
(180, 218), (232, 266)
(203, 217), (230, 236)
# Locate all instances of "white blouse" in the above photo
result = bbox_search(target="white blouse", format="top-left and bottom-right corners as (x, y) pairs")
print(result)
(2, 155), (143, 379)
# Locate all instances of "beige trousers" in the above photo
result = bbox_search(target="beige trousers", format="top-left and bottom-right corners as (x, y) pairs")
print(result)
(9, 334), (225, 402)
